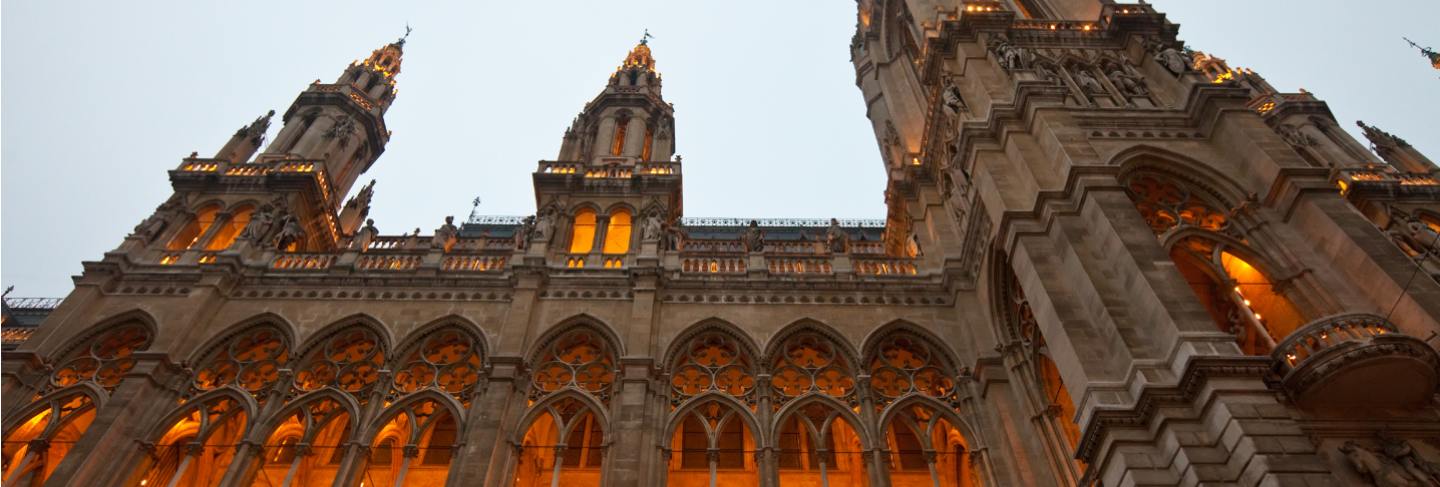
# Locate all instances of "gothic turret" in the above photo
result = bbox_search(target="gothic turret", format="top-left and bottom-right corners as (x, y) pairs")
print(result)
(214, 110), (274, 163)
(262, 33), (407, 208)
(1358, 120), (1436, 174)
(555, 35), (675, 163)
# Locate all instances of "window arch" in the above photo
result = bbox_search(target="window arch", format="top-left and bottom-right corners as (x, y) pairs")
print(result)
(1034, 354), (1079, 450)
(292, 325), (387, 396)
(668, 400), (758, 487)
(128, 394), (248, 487)
(775, 400), (868, 487)
(768, 329), (858, 408)
(513, 396), (606, 487)
(1124, 169), (1308, 355)
(602, 208), (632, 255)
(391, 326), (484, 403)
(247, 396), (353, 486)
(1, 390), (99, 486)
(192, 324), (290, 396)
(50, 320), (153, 391)
(529, 326), (617, 404)
(881, 402), (979, 487)
(668, 329), (758, 408)
(167, 203), (222, 250)
(359, 398), (462, 487)
(866, 330), (958, 410)
(204, 204), (255, 250)
(569, 209), (598, 254)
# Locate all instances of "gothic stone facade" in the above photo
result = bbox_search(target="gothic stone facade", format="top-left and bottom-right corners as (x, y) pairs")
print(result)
(5, 1), (1440, 487)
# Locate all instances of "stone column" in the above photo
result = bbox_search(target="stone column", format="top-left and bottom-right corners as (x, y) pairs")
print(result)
(217, 371), (295, 486)
(45, 356), (187, 487)
(605, 358), (655, 486)
(447, 359), (525, 487)
(622, 117), (647, 158)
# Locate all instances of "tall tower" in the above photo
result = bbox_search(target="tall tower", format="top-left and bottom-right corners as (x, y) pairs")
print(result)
(530, 37), (682, 268)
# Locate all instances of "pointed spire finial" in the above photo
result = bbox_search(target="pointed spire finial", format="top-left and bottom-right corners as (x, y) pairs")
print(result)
(641, 29), (654, 45)
(398, 23), (413, 47)
(1404, 37), (1440, 70)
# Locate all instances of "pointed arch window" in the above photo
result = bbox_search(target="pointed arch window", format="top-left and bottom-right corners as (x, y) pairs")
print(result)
(50, 321), (153, 391)
(360, 400), (462, 487)
(569, 209), (597, 254)
(513, 397), (606, 487)
(167, 203), (222, 250)
(770, 332), (857, 408)
(641, 125), (654, 161)
(611, 118), (629, 156)
(193, 325), (289, 397)
(883, 404), (977, 487)
(668, 331), (757, 407)
(391, 327), (484, 403)
(776, 402), (868, 487)
(292, 327), (386, 396)
(128, 396), (247, 487)
(1, 392), (98, 486)
(249, 398), (351, 486)
(668, 401), (757, 487)
(530, 328), (616, 403)
(204, 204), (255, 250)
(602, 209), (632, 255)
(867, 333), (957, 410)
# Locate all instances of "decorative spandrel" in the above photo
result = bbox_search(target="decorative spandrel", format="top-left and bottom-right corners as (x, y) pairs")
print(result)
(868, 334), (956, 408)
(294, 328), (386, 395)
(670, 332), (757, 408)
(770, 333), (856, 407)
(392, 328), (484, 401)
(51, 322), (153, 390)
(530, 329), (617, 403)
(194, 326), (290, 394)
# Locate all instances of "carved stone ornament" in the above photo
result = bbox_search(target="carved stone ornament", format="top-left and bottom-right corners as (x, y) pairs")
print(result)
(988, 34), (1032, 71)
(1105, 62), (1149, 97)
(1276, 123), (1316, 147)
(741, 220), (765, 252)
(432, 215), (458, 249)
(1341, 439), (1440, 487)
(514, 215), (536, 250)
(825, 218), (849, 253)
(1073, 67), (1107, 95)
(1154, 46), (1193, 76)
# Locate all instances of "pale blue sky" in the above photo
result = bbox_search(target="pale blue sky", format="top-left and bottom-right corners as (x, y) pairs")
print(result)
(3, 1), (1437, 296)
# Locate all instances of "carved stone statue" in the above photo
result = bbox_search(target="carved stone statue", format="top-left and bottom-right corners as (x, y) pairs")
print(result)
(989, 34), (1032, 71)
(351, 219), (378, 251)
(741, 220), (764, 252)
(324, 115), (358, 146)
(640, 209), (664, 242)
(1341, 441), (1427, 487)
(1034, 63), (1063, 85)
(661, 221), (686, 251)
(273, 215), (306, 251)
(532, 206), (557, 244)
(825, 218), (849, 253)
(1405, 214), (1440, 254)
(1379, 433), (1440, 485)
(432, 216), (459, 250)
(133, 213), (170, 242)
(514, 215), (536, 250)
(238, 204), (277, 243)
(941, 79), (967, 120)
(1074, 68), (1107, 94)
(1154, 46), (1193, 76)
(1105, 64), (1149, 96)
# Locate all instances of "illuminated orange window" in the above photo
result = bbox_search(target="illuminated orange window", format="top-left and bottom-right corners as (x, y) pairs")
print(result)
(2, 393), (97, 486)
(166, 204), (221, 250)
(569, 209), (597, 254)
(1170, 237), (1306, 355)
(127, 397), (247, 487)
(602, 209), (632, 254)
(641, 126), (654, 161)
(1037, 355), (1080, 450)
(203, 205), (254, 251)
(611, 119), (628, 156)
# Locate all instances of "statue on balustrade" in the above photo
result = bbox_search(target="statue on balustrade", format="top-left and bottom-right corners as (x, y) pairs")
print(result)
(351, 219), (378, 251)
(238, 204), (278, 245)
(988, 34), (1032, 71)
(433, 216), (458, 250)
(405, 228), (422, 249)
(514, 216), (535, 250)
(826, 218), (849, 253)
(942, 78), (968, 121)
(532, 206), (558, 245)
(131, 194), (186, 243)
(741, 220), (765, 252)
(661, 221), (686, 251)
(273, 214), (307, 251)
(1074, 67), (1107, 95)
(1034, 62), (1063, 86)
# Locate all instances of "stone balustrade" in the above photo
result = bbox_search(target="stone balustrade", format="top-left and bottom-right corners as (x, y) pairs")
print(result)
(1271, 313), (1440, 408)
(767, 257), (832, 275)
(853, 257), (919, 276)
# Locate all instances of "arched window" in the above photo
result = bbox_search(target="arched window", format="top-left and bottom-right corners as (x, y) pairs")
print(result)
(530, 328), (616, 403)
(248, 398), (351, 486)
(602, 209), (632, 255)
(193, 325), (290, 396)
(203, 204), (255, 251)
(1035, 354), (1080, 450)
(668, 331), (757, 407)
(611, 117), (628, 156)
(1, 392), (97, 486)
(513, 397), (605, 487)
(770, 331), (857, 408)
(1125, 171), (1307, 355)
(883, 403), (977, 487)
(776, 402), (867, 487)
(128, 396), (247, 487)
(867, 332), (957, 410)
(167, 203), (222, 250)
(569, 209), (598, 254)
(292, 326), (387, 396)
(641, 126), (654, 161)
(50, 321), (153, 391)
(668, 401), (756, 487)
(359, 400), (461, 487)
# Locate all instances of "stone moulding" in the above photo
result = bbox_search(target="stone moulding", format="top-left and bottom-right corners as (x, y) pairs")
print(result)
(1271, 312), (1440, 408)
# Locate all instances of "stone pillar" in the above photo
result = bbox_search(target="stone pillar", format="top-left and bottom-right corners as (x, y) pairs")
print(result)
(605, 358), (655, 486)
(45, 356), (186, 487)
(218, 372), (296, 486)
(448, 359), (525, 487)
(622, 117), (647, 158)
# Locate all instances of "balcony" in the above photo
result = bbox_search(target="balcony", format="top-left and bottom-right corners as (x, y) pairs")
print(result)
(1272, 313), (1440, 408)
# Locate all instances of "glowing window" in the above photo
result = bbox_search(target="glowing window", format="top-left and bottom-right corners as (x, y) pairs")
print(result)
(611, 119), (628, 156)
(569, 209), (597, 254)
(166, 204), (221, 250)
(203, 205), (254, 250)
(602, 210), (632, 254)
